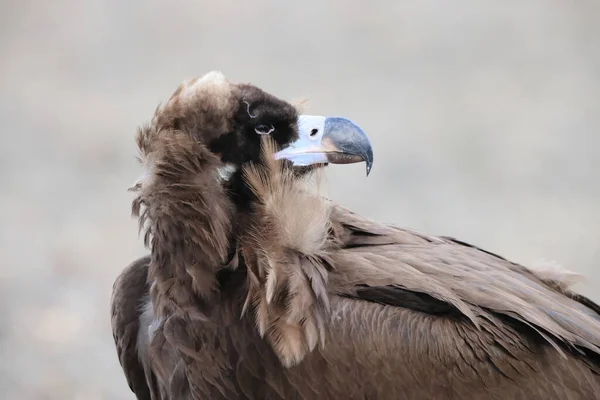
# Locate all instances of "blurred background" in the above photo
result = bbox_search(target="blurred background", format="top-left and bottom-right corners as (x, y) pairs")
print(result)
(1, 1), (599, 398)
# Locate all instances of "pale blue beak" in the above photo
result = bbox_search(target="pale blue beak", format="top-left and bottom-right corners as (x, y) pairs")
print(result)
(274, 115), (374, 175)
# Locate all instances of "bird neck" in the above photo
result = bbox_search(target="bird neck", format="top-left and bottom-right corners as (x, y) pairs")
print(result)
(134, 133), (236, 318)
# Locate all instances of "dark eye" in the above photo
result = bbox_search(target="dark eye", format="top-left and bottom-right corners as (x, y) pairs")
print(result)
(254, 124), (274, 135)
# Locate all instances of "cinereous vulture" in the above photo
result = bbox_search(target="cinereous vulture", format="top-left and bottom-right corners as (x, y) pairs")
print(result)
(111, 71), (600, 399)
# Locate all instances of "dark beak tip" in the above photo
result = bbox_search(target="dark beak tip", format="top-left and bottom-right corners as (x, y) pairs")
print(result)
(319, 116), (375, 176)
(364, 147), (374, 177)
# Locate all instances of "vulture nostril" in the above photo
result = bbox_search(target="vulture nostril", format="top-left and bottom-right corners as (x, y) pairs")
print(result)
(310, 128), (318, 137)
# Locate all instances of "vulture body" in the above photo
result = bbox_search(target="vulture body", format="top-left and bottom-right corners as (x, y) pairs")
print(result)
(111, 72), (600, 399)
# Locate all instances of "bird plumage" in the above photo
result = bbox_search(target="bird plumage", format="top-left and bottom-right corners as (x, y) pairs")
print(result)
(111, 72), (600, 399)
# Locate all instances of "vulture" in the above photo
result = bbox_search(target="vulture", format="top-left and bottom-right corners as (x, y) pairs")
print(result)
(111, 71), (600, 400)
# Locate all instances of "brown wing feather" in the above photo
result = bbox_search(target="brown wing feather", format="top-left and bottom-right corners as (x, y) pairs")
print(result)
(111, 255), (157, 400)
(329, 204), (600, 359)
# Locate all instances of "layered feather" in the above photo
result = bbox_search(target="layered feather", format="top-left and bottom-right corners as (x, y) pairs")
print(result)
(329, 205), (600, 360)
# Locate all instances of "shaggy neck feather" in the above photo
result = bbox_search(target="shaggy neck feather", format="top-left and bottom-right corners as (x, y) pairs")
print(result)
(135, 131), (235, 319)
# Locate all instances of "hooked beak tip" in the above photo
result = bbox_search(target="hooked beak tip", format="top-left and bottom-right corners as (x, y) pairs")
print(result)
(323, 117), (374, 176)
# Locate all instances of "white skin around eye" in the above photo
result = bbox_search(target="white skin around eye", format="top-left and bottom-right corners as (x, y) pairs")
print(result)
(255, 125), (275, 135)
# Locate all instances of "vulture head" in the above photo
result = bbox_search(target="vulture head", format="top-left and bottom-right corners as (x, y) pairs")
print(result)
(133, 71), (373, 208)
(131, 71), (374, 328)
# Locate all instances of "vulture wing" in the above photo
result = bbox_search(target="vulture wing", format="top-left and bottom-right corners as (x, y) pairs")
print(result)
(329, 203), (600, 353)
(310, 204), (600, 398)
(111, 256), (157, 400)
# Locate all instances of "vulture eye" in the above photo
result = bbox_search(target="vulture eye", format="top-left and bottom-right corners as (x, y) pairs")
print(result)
(255, 124), (275, 135)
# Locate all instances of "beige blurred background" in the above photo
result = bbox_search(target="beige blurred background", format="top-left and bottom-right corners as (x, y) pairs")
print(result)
(1, 1), (599, 398)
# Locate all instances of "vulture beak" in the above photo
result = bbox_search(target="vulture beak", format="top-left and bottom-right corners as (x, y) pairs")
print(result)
(274, 115), (374, 176)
